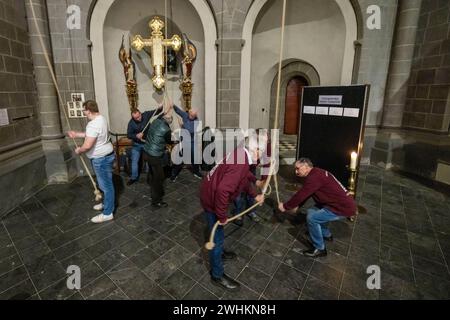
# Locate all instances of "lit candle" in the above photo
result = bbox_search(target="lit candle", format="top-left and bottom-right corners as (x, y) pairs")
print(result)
(350, 152), (357, 170)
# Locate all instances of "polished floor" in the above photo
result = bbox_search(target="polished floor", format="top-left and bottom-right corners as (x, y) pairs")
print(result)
(1, 165), (449, 300)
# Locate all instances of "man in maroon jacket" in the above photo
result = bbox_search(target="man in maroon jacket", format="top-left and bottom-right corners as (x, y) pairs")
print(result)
(201, 140), (265, 291)
(278, 158), (356, 258)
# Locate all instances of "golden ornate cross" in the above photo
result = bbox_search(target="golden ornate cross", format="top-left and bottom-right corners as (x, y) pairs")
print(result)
(131, 16), (182, 89)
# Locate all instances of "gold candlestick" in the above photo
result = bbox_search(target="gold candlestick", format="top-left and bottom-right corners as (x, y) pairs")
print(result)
(347, 165), (366, 221)
(348, 167), (356, 197)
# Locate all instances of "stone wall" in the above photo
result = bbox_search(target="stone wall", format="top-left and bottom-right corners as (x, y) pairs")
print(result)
(46, 0), (95, 135)
(0, 0), (46, 217)
(0, 0), (40, 151)
(209, 0), (252, 128)
(403, 0), (450, 132)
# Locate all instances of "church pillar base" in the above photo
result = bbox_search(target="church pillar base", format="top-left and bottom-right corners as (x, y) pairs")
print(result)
(370, 132), (404, 170)
(42, 138), (78, 184)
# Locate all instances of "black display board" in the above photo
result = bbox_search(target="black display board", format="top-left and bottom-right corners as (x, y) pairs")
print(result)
(296, 85), (370, 187)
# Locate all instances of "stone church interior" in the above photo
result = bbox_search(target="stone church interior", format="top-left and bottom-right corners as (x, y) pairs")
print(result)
(0, 0), (449, 301)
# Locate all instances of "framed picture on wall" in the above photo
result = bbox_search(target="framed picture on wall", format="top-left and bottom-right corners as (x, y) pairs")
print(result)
(71, 93), (85, 102)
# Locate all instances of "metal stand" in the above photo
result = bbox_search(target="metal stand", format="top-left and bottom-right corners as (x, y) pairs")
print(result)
(347, 167), (366, 222)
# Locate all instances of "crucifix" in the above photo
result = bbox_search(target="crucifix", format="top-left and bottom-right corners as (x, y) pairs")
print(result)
(131, 16), (182, 89)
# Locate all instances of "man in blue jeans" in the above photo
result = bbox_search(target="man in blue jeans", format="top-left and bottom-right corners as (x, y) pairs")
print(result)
(200, 137), (265, 291)
(278, 158), (356, 257)
(67, 100), (115, 223)
(126, 109), (157, 185)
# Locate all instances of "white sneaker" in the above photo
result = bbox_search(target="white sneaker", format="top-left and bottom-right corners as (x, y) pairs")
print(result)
(91, 213), (114, 223)
(93, 203), (104, 211)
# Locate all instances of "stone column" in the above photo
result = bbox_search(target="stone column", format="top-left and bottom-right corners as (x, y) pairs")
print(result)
(382, 0), (422, 127)
(371, 0), (422, 169)
(25, 0), (74, 183)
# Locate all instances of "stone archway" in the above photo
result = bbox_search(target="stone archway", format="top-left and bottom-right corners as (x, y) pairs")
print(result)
(88, 0), (217, 128)
(269, 60), (320, 132)
(239, 0), (360, 129)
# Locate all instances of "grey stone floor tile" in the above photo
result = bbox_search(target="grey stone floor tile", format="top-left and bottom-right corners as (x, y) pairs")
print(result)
(273, 263), (308, 292)
(0, 278), (36, 300)
(302, 276), (339, 300)
(341, 273), (379, 300)
(249, 251), (280, 276)
(310, 260), (344, 289)
(38, 277), (81, 300)
(259, 239), (289, 260)
(262, 278), (300, 300)
(236, 266), (271, 294)
(179, 254), (209, 281)
(182, 283), (217, 300)
(135, 227), (161, 245)
(160, 269), (196, 299)
(129, 247), (160, 270)
(0, 254), (22, 277)
(412, 255), (450, 280)
(148, 236), (177, 256)
(81, 275), (120, 300)
(60, 251), (93, 269)
(223, 255), (248, 279)
(222, 282), (260, 300)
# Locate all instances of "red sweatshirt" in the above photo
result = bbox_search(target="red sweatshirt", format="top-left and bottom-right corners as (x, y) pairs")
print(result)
(200, 147), (257, 223)
(284, 167), (356, 217)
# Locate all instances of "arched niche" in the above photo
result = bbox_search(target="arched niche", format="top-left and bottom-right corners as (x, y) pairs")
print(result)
(240, 0), (359, 129)
(89, 0), (217, 131)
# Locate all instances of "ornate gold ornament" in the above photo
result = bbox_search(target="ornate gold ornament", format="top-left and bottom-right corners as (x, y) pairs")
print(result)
(131, 16), (182, 90)
(119, 36), (138, 111)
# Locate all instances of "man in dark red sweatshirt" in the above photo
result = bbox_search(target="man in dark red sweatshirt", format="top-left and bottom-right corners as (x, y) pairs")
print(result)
(278, 158), (356, 258)
(201, 140), (265, 291)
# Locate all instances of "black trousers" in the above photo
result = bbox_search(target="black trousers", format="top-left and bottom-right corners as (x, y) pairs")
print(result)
(145, 154), (165, 204)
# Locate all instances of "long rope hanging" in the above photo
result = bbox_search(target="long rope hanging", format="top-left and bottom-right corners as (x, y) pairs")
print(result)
(29, 0), (102, 201)
(140, 0), (173, 135)
(205, 0), (287, 250)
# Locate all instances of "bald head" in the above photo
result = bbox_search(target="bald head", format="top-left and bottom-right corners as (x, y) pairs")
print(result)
(188, 109), (198, 120)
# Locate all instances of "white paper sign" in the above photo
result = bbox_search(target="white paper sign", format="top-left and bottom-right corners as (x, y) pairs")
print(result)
(315, 106), (329, 115)
(329, 107), (343, 116)
(343, 108), (359, 118)
(303, 106), (315, 114)
(0, 109), (9, 126)
(319, 95), (343, 105)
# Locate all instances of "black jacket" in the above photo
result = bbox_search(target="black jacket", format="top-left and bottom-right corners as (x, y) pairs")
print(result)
(143, 118), (171, 157)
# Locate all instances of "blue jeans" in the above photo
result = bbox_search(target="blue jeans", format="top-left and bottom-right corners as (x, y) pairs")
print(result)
(130, 143), (144, 180)
(306, 207), (344, 250)
(205, 211), (224, 279)
(233, 192), (255, 215)
(91, 153), (115, 216)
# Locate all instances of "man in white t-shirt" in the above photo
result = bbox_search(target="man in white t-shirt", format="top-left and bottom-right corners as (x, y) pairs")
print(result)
(67, 100), (115, 223)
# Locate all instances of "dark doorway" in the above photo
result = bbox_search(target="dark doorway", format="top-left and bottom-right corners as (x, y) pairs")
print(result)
(284, 76), (308, 135)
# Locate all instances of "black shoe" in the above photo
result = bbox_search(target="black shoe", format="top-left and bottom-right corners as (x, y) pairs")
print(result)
(127, 179), (137, 186)
(248, 212), (261, 223)
(302, 248), (327, 258)
(222, 250), (237, 261)
(211, 274), (240, 291)
(170, 175), (177, 182)
(193, 172), (203, 179)
(151, 202), (168, 208)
